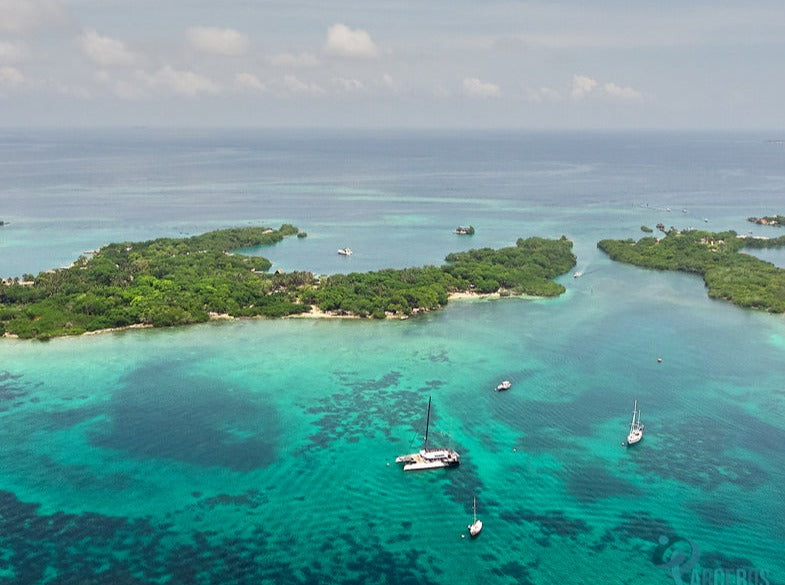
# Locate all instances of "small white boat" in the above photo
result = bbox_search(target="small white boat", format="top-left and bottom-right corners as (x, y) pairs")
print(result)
(496, 380), (511, 392)
(624, 400), (644, 446)
(468, 496), (483, 537)
(573, 271), (583, 278)
(337, 247), (353, 256)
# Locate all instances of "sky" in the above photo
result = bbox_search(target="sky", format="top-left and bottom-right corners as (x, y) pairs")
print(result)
(0, 0), (784, 129)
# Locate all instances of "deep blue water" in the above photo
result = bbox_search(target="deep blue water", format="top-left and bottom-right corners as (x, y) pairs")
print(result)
(1, 129), (784, 584)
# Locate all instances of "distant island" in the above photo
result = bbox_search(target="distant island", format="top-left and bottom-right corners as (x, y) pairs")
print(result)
(598, 229), (785, 313)
(748, 215), (785, 227)
(0, 226), (576, 339)
(454, 225), (475, 235)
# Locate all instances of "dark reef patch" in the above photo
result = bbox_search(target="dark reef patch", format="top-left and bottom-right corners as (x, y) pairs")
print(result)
(499, 508), (590, 546)
(641, 415), (768, 491)
(687, 499), (742, 527)
(301, 370), (420, 448)
(565, 463), (643, 503)
(0, 489), (443, 585)
(89, 359), (279, 471)
(0, 370), (29, 410)
(491, 560), (535, 584)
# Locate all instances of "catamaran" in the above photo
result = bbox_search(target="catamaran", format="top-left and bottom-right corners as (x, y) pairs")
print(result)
(624, 400), (644, 446)
(395, 396), (460, 471)
(468, 496), (483, 537)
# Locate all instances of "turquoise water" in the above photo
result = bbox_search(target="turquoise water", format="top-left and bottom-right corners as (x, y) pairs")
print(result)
(1, 130), (784, 584)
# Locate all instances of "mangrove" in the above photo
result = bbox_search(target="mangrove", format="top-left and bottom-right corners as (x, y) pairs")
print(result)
(598, 229), (785, 313)
(0, 226), (576, 339)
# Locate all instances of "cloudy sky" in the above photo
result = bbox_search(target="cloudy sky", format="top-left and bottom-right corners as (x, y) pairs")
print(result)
(1, 0), (784, 129)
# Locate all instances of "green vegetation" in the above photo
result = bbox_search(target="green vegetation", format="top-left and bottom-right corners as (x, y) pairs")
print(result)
(641, 225), (653, 233)
(598, 230), (785, 313)
(1, 227), (576, 339)
(455, 225), (475, 235)
(748, 215), (785, 227)
(305, 236), (576, 318)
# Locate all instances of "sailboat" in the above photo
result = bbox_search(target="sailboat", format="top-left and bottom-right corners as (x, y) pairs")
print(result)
(468, 496), (483, 537)
(624, 400), (644, 446)
(395, 396), (460, 471)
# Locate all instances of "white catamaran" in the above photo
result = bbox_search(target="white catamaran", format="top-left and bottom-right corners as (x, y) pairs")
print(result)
(395, 396), (460, 471)
(468, 496), (483, 537)
(624, 400), (644, 446)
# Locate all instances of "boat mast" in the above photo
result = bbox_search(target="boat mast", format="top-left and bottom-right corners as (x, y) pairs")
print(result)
(630, 400), (638, 433)
(424, 396), (432, 450)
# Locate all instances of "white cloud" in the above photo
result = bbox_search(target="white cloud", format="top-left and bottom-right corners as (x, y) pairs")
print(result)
(0, 40), (27, 63)
(267, 52), (319, 68)
(462, 77), (501, 98)
(602, 82), (643, 100)
(380, 73), (396, 91)
(78, 29), (136, 67)
(235, 72), (265, 92)
(325, 24), (378, 58)
(571, 74), (598, 99)
(95, 72), (146, 100)
(0, 65), (24, 88)
(186, 26), (249, 56)
(332, 77), (366, 93)
(283, 74), (324, 95)
(138, 66), (220, 97)
(524, 85), (563, 103)
(569, 74), (643, 101)
(0, 0), (64, 34)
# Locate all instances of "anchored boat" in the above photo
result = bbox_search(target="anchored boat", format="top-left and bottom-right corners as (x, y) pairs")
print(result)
(624, 400), (644, 446)
(395, 396), (460, 471)
(496, 380), (511, 392)
(468, 496), (483, 537)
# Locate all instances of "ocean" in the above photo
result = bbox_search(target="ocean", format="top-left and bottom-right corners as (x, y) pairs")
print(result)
(0, 129), (784, 584)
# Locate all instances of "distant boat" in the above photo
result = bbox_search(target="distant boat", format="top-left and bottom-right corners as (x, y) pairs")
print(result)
(395, 396), (460, 471)
(496, 380), (511, 392)
(624, 400), (644, 446)
(468, 496), (483, 537)
(337, 248), (353, 255)
(573, 271), (583, 278)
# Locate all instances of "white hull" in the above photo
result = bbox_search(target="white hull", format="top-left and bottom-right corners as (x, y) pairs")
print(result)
(396, 448), (460, 471)
(468, 520), (483, 537)
(626, 430), (643, 445)
(624, 400), (644, 446)
(396, 397), (460, 471)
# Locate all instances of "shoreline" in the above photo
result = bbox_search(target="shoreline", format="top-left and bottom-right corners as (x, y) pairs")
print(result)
(1, 290), (541, 340)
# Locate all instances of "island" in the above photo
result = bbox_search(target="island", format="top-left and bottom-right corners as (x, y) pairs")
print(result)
(454, 225), (475, 235)
(598, 229), (785, 313)
(0, 226), (576, 339)
(748, 215), (785, 227)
